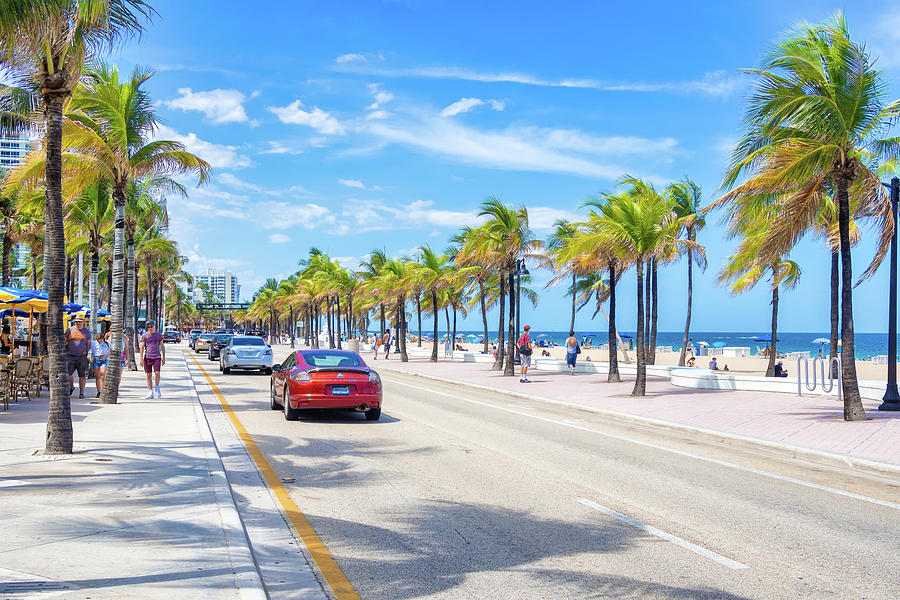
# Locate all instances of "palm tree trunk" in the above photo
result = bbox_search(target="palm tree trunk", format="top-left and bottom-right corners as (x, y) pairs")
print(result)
(608, 259), (621, 382)
(766, 285), (778, 377)
(416, 292), (422, 347)
(504, 268), (515, 377)
(479, 281), (489, 354)
(30, 243), (37, 290)
(493, 275), (505, 370)
(829, 249), (840, 379)
(452, 307), (457, 356)
(289, 305), (295, 348)
(100, 184), (127, 404)
(678, 243), (694, 367)
(650, 259), (658, 365)
(327, 300), (335, 348)
(1, 226), (13, 286)
(399, 295), (408, 362)
(569, 271), (577, 333)
(105, 256), (113, 312)
(836, 177), (864, 419)
(643, 260), (650, 355)
(130, 268), (139, 370)
(632, 257), (647, 396)
(89, 249), (99, 335)
(43, 92), (73, 453)
(379, 303), (385, 338)
(126, 235), (137, 370)
(431, 290), (439, 362)
(335, 296), (342, 349)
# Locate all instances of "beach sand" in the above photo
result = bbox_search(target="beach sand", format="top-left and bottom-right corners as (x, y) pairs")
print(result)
(450, 342), (896, 382)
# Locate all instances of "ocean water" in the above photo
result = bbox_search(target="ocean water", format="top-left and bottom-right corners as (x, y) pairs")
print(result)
(418, 330), (897, 360)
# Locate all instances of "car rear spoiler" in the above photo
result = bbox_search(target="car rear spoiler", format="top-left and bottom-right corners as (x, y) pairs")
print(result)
(305, 367), (370, 375)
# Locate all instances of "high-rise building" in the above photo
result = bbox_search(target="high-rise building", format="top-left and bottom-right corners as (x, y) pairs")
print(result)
(1, 135), (38, 290)
(192, 268), (241, 303)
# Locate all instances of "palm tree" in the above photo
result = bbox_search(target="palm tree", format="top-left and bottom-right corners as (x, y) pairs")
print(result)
(545, 219), (580, 333)
(0, 0), (152, 453)
(668, 177), (707, 367)
(65, 179), (113, 335)
(410, 245), (454, 361)
(476, 197), (540, 376)
(58, 64), (209, 404)
(719, 219), (802, 376)
(569, 184), (679, 395)
(719, 13), (897, 420)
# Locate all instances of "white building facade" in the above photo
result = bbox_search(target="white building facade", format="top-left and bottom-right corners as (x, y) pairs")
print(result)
(192, 268), (241, 303)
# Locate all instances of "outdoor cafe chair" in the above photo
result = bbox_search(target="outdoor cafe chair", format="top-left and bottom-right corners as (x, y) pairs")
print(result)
(11, 358), (33, 404)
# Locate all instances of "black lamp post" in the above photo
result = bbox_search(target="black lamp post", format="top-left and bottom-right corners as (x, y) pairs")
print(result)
(880, 177), (900, 410)
(513, 258), (529, 365)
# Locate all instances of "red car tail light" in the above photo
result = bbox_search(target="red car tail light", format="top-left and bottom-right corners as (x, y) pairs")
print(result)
(290, 371), (311, 383)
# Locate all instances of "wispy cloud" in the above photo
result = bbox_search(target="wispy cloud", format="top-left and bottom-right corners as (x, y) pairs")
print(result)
(162, 88), (257, 124)
(260, 141), (303, 155)
(268, 233), (291, 244)
(336, 53), (368, 64)
(268, 100), (345, 135)
(336, 64), (740, 97)
(441, 97), (503, 117)
(338, 179), (366, 189)
(155, 124), (252, 169)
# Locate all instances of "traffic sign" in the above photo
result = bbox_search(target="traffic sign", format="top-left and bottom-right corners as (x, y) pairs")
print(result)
(196, 302), (250, 311)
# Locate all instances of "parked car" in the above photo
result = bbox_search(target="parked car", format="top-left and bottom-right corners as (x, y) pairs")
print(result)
(269, 349), (382, 421)
(189, 330), (202, 349)
(162, 330), (181, 343)
(195, 333), (215, 353)
(220, 335), (273, 374)
(208, 334), (233, 361)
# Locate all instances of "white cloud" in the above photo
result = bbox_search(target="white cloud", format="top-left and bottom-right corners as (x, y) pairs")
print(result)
(440, 97), (506, 117)
(526, 206), (578, 231)
(163, 88), (253, 124)
(366, 116), (629, 180)
(155, 124), (252, 169)
(441, 97), (483, 117)
(335, 64), (740, 98)
(253, 201), (334, 230)
(268, 100), (345, 135)
(261, 141), (303, 155)
(338, 179), (366, 189)
(268, 233), (291, 244)
(336, 53), (367, 64)
(366, 83), (394, 110)
(537, 129), (679, 156)
(215, 172), (311, 197)
(366, 110), (390, 120)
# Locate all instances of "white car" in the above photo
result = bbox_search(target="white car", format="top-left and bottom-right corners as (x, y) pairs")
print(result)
(220, 335), (274, 374)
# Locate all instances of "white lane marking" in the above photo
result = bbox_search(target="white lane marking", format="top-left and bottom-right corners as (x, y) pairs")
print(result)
(386, 378), (900, 511)
(576, 497), (749, 570)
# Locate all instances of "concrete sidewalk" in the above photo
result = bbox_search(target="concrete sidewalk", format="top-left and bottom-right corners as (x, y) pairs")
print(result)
(353, 349), (900, 471)
(0, 352), (267, 599)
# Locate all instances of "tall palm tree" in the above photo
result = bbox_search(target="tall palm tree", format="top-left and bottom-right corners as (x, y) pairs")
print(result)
(410, 245), (454, 362)
(59, 64), (209, 404)
(476, 197), (540, 376)
(569, 184), (679, 395)
(545, 219), (580, 333)
(668, 177), (707, 367)
(0, 0), (152, 453)
(65, 179), (113, 335)
(719, 13), (897, 420)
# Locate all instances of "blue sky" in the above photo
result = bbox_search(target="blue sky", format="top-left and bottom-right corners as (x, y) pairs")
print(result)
(112, 0), (900, 333)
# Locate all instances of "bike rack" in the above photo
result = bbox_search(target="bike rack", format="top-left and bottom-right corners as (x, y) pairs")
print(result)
(797, 356), (841, 399)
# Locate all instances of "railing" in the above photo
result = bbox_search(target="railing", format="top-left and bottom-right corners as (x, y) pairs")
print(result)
(797, 356), (841, 399)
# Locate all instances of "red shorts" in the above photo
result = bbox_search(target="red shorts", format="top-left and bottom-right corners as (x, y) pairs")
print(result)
(143, 357), (161, 373)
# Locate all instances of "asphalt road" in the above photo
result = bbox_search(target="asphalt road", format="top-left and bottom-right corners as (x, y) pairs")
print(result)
(186, 347), (900, 600)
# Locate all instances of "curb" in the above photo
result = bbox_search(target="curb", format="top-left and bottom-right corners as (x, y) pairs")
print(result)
(378, 364), (900, 478)
(184, 357), (269, 600)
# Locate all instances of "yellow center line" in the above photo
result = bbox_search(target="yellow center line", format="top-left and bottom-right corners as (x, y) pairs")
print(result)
(188, 353), (360, 600)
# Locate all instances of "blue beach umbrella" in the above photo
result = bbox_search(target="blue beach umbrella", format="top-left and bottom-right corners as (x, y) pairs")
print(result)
(712, 341), (727, 348)
(619, 333), (633, 339)
(811, 337), (830, 344)
(753, 335), (779, 342)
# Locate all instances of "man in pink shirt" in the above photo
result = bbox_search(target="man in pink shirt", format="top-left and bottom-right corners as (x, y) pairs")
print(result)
(517, 324), (533, 383)
(139, 321), (165, 398)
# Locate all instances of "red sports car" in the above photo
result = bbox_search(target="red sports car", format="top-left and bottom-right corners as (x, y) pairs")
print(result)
(270, 349), (382, 421)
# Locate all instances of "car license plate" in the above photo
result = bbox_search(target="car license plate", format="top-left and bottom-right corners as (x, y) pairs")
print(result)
(331, 385), (350, 396)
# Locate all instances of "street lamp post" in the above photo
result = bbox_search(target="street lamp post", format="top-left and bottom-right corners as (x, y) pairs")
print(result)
(513, 259), (529, 365)
(880, 177), (900, 411)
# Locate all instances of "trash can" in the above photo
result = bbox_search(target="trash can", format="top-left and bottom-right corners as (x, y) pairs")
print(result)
(348, 339), (360, 353)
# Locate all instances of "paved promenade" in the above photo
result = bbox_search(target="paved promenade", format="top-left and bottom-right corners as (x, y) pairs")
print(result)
(0, 352), (270, 599)
(359, 347), (900, 470)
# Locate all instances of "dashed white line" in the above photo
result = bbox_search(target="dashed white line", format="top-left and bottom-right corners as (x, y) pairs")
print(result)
(576, 497), (749, 570)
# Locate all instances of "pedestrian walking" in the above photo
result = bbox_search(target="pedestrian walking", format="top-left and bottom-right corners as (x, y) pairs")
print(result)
(517, 325), (533, 383)
(139, 321), (165, 399)
(373, 334), (382, 359)
(91, 331), (111, 398)
(383, 330), (392, 360)
(65, 317), (92, 399)
(565, 330), (580, 375)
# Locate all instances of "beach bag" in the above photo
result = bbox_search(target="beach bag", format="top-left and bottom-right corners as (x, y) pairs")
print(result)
(518, 343), (532, 356)
(576, 343), (581, 355)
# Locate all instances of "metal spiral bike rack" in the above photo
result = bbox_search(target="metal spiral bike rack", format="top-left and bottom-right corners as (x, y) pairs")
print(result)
(797, 356), (841, 399)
